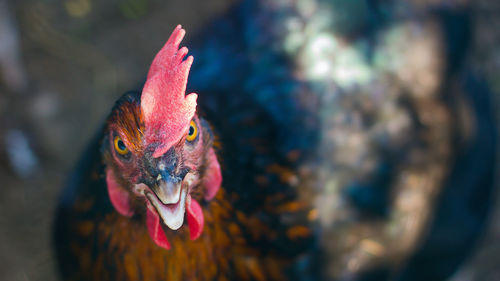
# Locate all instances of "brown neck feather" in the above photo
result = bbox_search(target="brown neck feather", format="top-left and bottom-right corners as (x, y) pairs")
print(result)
(69, 187), (294, 281)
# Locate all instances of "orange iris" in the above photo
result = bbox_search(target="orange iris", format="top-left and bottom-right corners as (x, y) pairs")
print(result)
(186, 120), (198, 142)
(114, 136), (129, 155)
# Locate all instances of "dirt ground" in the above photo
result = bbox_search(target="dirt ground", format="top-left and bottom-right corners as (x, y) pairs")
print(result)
(0, 0), (498, 280)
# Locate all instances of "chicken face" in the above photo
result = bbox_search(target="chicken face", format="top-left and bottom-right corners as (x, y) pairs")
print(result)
(102, 26), (221, 250)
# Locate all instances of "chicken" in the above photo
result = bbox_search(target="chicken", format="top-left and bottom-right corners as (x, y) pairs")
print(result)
(54, 0), (497, 280)
(54, 25), (314, 281)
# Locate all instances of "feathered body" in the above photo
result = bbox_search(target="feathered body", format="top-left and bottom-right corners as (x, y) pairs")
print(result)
(55, 24), (314, 281)
(55, 0), (497, 280)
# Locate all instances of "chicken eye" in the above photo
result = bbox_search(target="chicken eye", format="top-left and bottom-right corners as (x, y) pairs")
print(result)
(186, 120), (198, 142)
(114, 136), (129, 155)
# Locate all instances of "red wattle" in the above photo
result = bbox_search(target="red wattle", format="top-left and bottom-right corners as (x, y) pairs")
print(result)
(146, 206), (171, 250)
(187, 196), (204, 240)
(105, 169), (134, 217)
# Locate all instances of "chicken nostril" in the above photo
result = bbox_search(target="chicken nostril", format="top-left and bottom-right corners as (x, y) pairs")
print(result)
(158, 163), (166, 172)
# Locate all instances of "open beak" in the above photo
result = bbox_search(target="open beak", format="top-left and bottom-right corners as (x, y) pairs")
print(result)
(135, 146), (192, 231)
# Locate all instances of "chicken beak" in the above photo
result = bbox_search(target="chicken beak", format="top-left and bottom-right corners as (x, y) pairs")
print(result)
(145, 153), (190, 231)
(140, 145), (192, 231)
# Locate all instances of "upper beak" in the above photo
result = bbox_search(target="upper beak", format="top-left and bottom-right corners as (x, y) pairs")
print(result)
(145, 145), (190, 204)
(151, 170), (187, 205)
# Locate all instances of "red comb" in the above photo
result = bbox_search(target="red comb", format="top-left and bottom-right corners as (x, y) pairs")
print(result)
(141, 25), (197, 158)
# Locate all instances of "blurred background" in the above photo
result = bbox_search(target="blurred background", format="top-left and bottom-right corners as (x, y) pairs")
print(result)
(0, 0), (498, 280)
